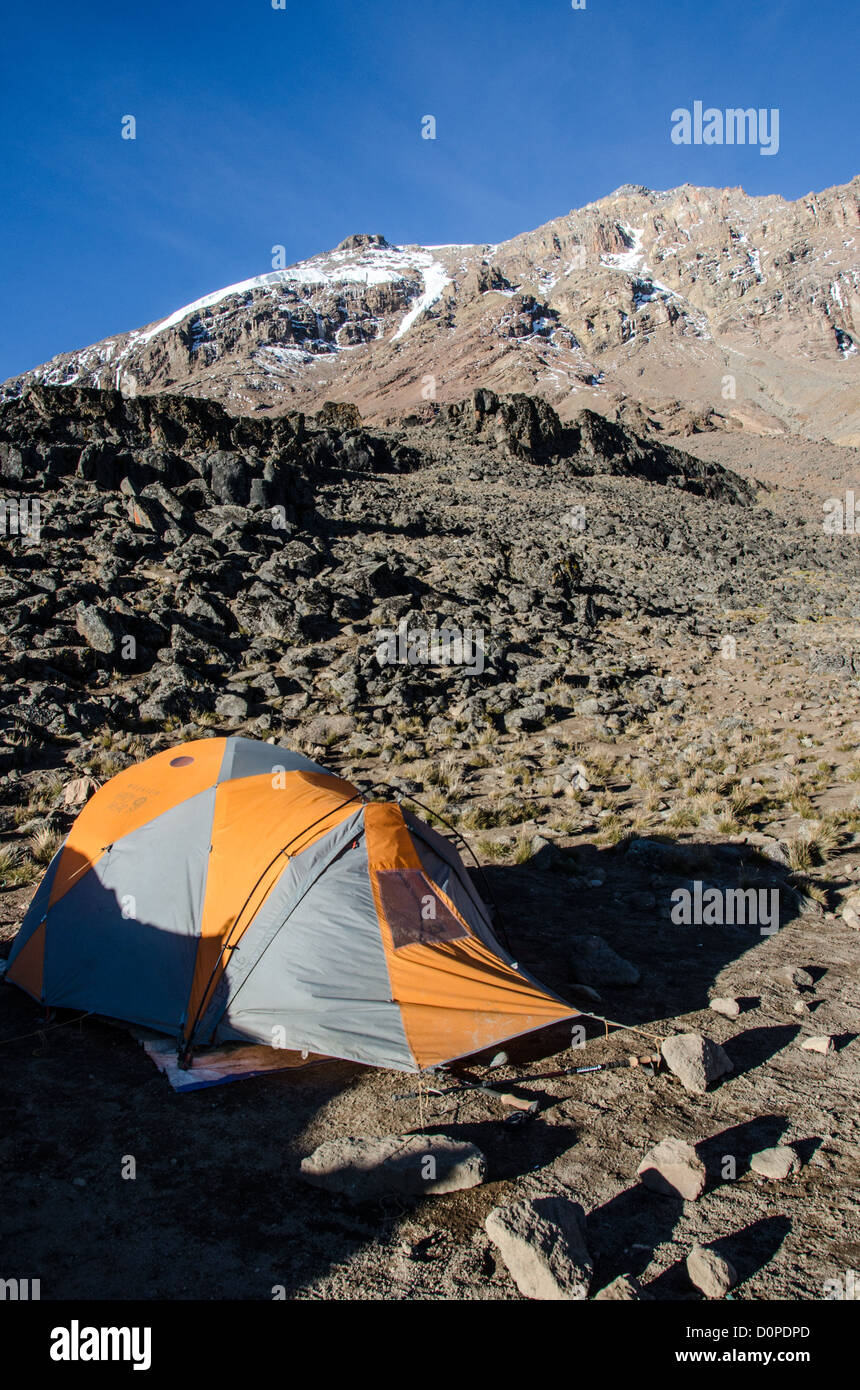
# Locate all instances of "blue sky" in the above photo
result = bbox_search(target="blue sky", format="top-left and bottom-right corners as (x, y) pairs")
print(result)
(1, 0), (856, 381)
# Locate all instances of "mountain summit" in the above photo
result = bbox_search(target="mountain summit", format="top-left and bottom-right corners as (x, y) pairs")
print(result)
(4, 177), (859, 444)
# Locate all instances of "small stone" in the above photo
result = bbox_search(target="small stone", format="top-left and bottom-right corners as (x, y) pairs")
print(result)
(775, 965), (814, 988)
(299, 1134), (486, 1200)
(661, 1032), (733, 1093)
(485, 1195), (592, 1301)
(215, 692), (251, 720)
(841, 905), (860, 930)
(709, 996), (740, 1019)
(570, 934), (640, 987)
(686, 1245), (737, 1299)
(568, 982), (602, 1004)
(800, 1035), (834, 1054)
(593, 1274), (643, 1300)
(637, 1137), (706, 1201)
(750, 1145), (800, 1180)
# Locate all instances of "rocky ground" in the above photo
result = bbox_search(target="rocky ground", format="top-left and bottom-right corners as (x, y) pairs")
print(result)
(1, 382), (859, 1300)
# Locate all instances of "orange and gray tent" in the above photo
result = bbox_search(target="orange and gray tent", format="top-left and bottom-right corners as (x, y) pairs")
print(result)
(6, 737), (575, 1072)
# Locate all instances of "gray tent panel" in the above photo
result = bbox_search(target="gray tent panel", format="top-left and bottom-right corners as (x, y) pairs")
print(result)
(217, 736), (332, 784)
(213, 813), (415, 1070)
(42, 788), (214, 1033)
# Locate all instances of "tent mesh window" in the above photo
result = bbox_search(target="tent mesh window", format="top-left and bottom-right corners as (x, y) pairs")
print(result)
(376, 869), (468, 950)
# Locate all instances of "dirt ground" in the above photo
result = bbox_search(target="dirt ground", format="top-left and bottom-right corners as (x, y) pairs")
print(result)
(2, 824), (858, 1302)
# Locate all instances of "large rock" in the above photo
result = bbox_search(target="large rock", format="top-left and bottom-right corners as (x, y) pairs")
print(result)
(570, 933), (640, 987)
(485, 1195), (592, 1300)
(75, 602), (118, 656)
(661, 1032), (733, 1092)
(637, 1137), (706, 1201)
(776, 965), (814, 988)
(209, 450), (250, 505)
(299, 1134), (486, 1201)
(687, 1245), (737, 1299)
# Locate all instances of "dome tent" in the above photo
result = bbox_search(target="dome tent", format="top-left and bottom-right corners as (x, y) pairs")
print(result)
(6, 737), (575, 1073)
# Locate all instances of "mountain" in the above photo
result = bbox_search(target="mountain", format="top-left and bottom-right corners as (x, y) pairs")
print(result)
(3, 178), (859, 446)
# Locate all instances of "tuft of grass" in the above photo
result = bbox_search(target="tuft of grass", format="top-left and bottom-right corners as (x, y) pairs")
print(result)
(791, 876), (829, 907)
(475, 836), (511, 862)
(596, 813), (626, 845)
(0, 845), (39, 887)
(459, 802), (502, 831)
(788, 791), (817, 819)
(785, 835), (813, 873)
(90, 748), (129, 780)
(0, 844), (20, 875)
(728, 787), (756, 820)
(510, 828), (537, 864)
(29, 826), (63, 864)
(783, 818), (843, 872)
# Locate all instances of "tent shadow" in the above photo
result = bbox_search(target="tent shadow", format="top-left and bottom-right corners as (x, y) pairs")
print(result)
(474, 836), (815, 1058)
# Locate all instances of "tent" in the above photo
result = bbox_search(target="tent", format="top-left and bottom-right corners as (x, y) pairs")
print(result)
(6, 737), (575, 1073)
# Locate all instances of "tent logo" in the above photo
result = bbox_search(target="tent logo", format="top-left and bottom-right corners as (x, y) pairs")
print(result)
(375, 619), (486, 675)
(670, 882), (780, 935)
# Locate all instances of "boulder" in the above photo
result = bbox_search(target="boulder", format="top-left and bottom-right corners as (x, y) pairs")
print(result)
(570, 933), (640, 987)
(637, 1137), (706, 1201)
(661, 1032), (733, 1092)
(709, 996), (740, 1019)
(485, 1195), (592, 1300)
(686, 1245), (737, 1299)
(775, 965), (814, 988)
(75, 602), (118, 657)
(593, 1274), (644, 1301)
(300, 1134), (486, 1201)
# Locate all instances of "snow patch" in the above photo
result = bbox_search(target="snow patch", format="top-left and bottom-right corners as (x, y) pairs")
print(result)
(391, 258), (451, 340)
(138, 242), (452, 345)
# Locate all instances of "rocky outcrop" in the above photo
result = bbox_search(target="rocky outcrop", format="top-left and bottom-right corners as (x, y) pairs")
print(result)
(0, 380), (854, 748)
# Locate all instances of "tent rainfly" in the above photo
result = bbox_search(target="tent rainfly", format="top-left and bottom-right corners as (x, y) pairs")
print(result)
(6, 737), (575, 1072)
